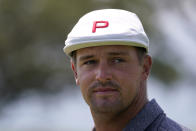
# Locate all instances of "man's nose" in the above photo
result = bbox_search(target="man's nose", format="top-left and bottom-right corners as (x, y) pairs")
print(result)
(95, 61), (112, 83)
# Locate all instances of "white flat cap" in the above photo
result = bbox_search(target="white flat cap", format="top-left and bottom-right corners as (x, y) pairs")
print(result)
(64, 9), (149, 56)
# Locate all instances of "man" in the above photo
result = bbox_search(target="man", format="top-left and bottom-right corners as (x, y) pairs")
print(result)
(63, 9), (191, 131)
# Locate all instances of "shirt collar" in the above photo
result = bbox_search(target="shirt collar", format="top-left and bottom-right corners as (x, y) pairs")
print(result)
(92, 99), (163, 131)
(123, 99), (163, 131)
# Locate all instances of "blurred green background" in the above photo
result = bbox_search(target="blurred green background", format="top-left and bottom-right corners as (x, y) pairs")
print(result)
(0, 0), (195, 130)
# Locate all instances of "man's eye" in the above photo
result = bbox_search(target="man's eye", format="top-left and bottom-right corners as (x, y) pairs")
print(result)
(83, 60), (96, 65)
(112, 58), (125, 63)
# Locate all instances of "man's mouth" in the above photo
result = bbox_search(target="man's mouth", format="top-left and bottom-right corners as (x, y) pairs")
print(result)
(93, 87), (118, 95)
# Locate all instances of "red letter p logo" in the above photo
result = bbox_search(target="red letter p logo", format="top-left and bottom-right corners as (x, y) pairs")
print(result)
(92, 21), (109, 33)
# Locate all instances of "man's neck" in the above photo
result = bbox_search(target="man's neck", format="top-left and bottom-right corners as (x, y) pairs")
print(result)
(91, 89), (148, 131)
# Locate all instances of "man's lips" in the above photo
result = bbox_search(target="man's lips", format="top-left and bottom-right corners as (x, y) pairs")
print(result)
(94, 88), (117, 92)
(93, 87), (118, 95)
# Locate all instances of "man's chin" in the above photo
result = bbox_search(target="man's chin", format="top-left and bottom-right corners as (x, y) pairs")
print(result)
(90, 99), (124, 113)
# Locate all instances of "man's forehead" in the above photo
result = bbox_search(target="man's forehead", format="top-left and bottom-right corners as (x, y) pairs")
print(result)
(76, 45), (136, 59)
(79, 45), (133, 52)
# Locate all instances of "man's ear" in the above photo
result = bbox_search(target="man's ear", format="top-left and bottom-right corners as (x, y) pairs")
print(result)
(142, 55), (152, 80)
(71, 60), (79, 85)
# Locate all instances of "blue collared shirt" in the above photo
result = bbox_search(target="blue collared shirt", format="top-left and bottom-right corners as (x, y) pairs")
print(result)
(123, 99), (191, 131)
(93, 99), (191, 131)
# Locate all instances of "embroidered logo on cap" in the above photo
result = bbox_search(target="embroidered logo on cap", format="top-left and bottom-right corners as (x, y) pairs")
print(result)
(92, 21), (109, 33)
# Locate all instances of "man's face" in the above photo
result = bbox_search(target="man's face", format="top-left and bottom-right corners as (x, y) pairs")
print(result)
(72, 45), (149, 113)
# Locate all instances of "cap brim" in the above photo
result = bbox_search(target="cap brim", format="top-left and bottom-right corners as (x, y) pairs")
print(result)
(64, 41), (148, 56)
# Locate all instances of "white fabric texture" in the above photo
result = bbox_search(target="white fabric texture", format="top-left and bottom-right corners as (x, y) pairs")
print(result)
(64, 9), (149, 55)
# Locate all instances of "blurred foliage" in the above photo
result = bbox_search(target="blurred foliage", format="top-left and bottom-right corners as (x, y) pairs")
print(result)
(0, 0), (183, 106)
(151, 59), (179, 85)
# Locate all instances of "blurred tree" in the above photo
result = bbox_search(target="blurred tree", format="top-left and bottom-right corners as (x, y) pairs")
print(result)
(0, 0), (188, 108)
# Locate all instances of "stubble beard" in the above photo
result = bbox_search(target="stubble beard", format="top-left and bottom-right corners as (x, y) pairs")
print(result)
(89, 93), (125, 114)
(86, 80), (125, 114)
(87, 80), (144, 115)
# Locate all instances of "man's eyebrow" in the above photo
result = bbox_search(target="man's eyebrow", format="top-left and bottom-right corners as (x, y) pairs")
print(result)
(79, 55), (94, 61)
(108, 51), (129, 56)
(78, 51), (129, 61)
